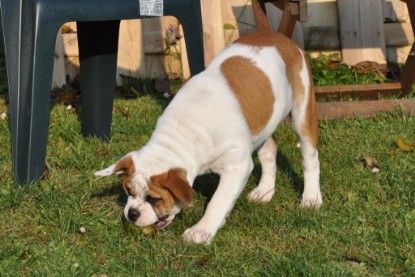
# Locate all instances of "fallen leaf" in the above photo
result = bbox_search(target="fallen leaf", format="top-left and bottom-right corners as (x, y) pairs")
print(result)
(396, 137), (415, 152)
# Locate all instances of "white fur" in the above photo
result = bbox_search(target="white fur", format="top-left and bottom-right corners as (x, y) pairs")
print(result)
(95, 40), (322, 245)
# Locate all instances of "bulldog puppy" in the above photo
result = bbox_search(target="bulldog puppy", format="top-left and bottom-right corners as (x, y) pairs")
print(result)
(95, 31), (322, 245)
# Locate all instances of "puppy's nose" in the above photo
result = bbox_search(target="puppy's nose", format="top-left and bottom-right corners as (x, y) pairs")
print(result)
(128, 208), (141, 222)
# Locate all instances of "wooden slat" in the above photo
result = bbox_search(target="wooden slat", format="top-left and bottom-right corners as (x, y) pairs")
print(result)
(305, 24), (414, 51)
(116, 20), (146, 85)
(337, 0), (387, 65)
(265, 3), (305, 48)
(201, 0), (225, 66)
(317, 98), (415, 120)
(52, 31), (66, 88)
(315, 83), (403, 100)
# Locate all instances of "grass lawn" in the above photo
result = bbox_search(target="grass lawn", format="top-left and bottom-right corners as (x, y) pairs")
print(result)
(1, 91), (414, 276)
(0, 53), (415, 275)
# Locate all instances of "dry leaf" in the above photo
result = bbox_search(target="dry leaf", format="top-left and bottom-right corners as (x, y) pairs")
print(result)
(396, 137), (415, 152)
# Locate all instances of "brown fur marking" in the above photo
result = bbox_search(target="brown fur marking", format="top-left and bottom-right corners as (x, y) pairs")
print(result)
(114, 156), (138, 196)
(234, 31), (305, 104)
(148, 168), (193, 214)
(221, 56), (275, 135)
(236, 31), (318, 147)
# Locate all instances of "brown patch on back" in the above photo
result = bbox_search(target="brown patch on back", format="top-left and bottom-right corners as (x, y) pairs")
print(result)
(235, 31), (305, 104)
(236, 31), (318, 148)
(221, 56), (275, 134)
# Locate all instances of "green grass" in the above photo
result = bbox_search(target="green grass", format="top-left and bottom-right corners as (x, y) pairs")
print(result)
(1, 90), (415, 276)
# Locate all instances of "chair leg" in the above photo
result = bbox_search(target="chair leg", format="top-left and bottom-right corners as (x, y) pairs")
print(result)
(165, 0), (205, 75)
(2, 0), (58, 184)
(77, 20), (120, 140)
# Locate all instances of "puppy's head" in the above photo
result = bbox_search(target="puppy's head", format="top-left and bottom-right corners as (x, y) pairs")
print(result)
(95, 156), (193, 229)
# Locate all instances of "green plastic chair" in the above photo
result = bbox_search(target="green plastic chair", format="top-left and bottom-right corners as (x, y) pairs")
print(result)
(0, 0), (205, 184)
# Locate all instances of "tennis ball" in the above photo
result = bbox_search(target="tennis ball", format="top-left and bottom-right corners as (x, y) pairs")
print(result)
(122, 219), (156, 235)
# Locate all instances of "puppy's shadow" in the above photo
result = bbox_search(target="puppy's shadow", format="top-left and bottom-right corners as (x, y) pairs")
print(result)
(192, 150), (304, 204)
(277, 151), (304, 195)
(91, 182), (127, 208)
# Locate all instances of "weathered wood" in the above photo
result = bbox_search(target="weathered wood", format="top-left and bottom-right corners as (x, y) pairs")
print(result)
(317, 98), (415, 120)
(384, 23), (414, 47)
(306, 24), (414, 51)
(201, 0), (225, 66)
(116, 20), (146, 84)
(264, 2), (305, 48)
(315, 83), (403, 100)
(337, 0), (387, 65)
(179, 24), (190, 79)
(52, 31), (66, 88)
(277, 2), (300, 37)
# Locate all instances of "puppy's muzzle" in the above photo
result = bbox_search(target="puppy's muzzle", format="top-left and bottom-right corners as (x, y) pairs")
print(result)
(127, 208), (141, 222)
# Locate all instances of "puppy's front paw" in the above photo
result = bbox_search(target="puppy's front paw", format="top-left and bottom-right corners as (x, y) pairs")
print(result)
(301, 192), (322, 208)
(182, 227), (214, 245)
(247, 187), (275, 203)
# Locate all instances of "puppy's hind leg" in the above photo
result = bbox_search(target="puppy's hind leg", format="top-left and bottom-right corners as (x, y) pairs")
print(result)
(247, 137), (278, 203)
(291, 58), (322, 208)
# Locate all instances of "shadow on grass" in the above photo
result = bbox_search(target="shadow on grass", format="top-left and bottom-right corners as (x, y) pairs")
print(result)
(191, 150), (304, 206)
(90, 182), (128, 208)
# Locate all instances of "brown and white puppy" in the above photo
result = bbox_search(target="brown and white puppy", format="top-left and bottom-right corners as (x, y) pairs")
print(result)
(95, 31), (322, 244)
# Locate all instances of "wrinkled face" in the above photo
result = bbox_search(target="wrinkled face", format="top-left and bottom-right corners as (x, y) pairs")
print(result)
(95, 156), (193, 230)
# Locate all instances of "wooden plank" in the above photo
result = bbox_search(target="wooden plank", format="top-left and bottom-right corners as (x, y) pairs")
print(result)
(337, 0), (387, 65)
(116, 19), (146, 85)
(317, 98), (415, 120)
(179, 24), (190, 79)
(222, 0), (257, 42)
(52, 31), (66, 88)
(385, 0), (412, 63)
(305, 23), (413, 51)
(315, 83), (402, 100)
(202, 0), (225, 66)
(384, 23), (414, 47)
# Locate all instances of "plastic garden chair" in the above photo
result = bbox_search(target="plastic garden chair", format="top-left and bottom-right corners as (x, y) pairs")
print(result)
(0, 0), (205, 184)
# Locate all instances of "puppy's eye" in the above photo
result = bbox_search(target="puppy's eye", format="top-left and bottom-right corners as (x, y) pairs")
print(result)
(146, 196), (162, 205)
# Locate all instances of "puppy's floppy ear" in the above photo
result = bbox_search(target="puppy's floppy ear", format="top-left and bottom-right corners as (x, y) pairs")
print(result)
(162, 168), (193, 206)
(95, 156), (134, 177)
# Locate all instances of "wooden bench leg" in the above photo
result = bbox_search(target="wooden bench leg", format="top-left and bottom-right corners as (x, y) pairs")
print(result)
(277, 2), (300, 37)
(252, 0), (302, 38)
(399, 43), (415, 97)
(399, 0), (415, 96)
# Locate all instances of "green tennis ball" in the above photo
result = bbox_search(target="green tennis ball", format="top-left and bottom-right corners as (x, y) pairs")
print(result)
(122, 219), (156, 235)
